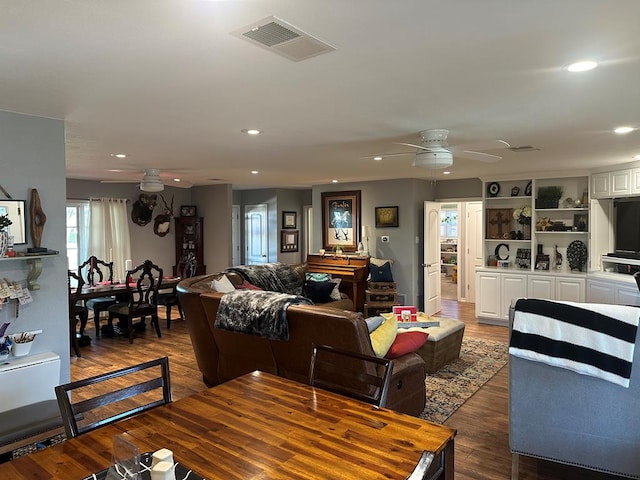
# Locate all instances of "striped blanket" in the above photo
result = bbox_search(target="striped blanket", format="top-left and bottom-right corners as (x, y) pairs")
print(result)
(510, 299), (640, 387)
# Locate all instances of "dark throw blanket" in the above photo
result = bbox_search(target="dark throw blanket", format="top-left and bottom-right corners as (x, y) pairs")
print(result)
(215, 290), (312, 340)
(225, 263), (303, 295)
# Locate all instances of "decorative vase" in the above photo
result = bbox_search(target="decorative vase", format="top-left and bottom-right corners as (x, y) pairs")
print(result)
(0, 229), (8, 257)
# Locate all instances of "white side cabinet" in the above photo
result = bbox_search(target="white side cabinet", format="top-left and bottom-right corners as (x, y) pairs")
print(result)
(587, 275), (640, 306)
(611, 169), (632, 196)
(476, 269), (527, 325)
(527, 274), (585, 302)
(591, 172), (610, 199)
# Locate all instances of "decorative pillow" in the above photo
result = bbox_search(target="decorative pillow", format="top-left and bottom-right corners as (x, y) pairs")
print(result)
(365, 315), (384, 333)
(370, 257), (394, 267)
(211, 274), (236, 293)
(385, 331), (429, 359)
(370, 261), (393, 282)
(236, 279), (262, 290)
(329, 278), (342, 300)
(306, 272), (332, 282)
(369, 313), (398, 357)
(305, 280), (336, 303)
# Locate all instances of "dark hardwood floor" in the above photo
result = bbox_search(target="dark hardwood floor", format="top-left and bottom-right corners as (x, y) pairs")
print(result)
(69, 302), (626, 480)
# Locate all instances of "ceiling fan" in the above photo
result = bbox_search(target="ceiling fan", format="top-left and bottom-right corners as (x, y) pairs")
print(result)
(101, 168), (193, 191)
(366, 129), (510, 169)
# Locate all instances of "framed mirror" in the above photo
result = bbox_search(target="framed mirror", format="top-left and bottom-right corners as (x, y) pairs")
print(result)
(0, 200), (26, 244)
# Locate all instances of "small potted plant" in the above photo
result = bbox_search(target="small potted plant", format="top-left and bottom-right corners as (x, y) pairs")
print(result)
(536, 186), (563, 209)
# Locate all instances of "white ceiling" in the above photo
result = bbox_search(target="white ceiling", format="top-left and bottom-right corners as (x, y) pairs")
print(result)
(2, 1), (640, 189)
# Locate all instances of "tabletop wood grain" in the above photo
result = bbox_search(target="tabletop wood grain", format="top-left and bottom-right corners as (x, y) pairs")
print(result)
(0, 371), (456, 479)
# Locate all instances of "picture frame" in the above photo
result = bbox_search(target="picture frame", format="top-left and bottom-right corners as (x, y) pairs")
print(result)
(282, 211), (297, 229)
(321, 190), (361, 252)
(280, 230), (299, 252)
(535, 254), (550, 270)
(573, 213), (588, 232)
(375, 206), (399, 228)
(486, 208), (513, 239)
(180, 205), (196, 217)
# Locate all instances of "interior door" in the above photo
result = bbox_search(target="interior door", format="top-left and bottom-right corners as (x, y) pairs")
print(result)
(231, 205), (240, 266)
(244, 204), (268, 265)
(424, 201), (442, 315)
(465, 201), (483, 303)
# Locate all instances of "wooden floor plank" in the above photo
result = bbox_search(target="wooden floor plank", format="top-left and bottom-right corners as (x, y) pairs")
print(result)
(68, 302), (627, 480)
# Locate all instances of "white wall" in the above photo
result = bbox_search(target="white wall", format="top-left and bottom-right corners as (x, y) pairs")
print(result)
(0, 111), (69, 381)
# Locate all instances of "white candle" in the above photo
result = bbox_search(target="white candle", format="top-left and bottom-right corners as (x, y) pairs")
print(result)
(125, 259), (133, 272)
(109, 248), (113, 263)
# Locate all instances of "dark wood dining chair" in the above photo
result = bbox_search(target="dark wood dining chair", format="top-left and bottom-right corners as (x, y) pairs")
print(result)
(405, 450), (437, 480)
(79, 255), (117, 337)
(158, 254), (198, 328)
(67, 270), (88, 357)
(308, 344), (394, 408)
(54, 357), (172, 439)
(107, 259), (163, 343)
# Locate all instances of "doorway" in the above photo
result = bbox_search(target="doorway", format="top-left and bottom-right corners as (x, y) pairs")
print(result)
(440, 205), (458, 300)
(244, 204), (268, 265)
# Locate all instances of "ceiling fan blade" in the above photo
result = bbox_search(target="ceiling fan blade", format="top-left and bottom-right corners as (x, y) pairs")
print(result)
(101, 180), (139, 184)
(451, 139), (510, 152)
(454, 150), (503, 162)
(360, 151), (414, 159)
(395, 142), (433, 151)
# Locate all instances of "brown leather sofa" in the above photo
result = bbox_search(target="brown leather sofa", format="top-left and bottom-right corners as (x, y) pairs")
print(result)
(177, 273), (427, 416)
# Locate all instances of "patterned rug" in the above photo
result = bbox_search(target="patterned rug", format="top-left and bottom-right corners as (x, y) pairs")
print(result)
(420, 336), (508, 424)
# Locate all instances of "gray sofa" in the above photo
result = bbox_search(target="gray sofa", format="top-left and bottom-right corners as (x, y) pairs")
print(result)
(509, 299), (640, 479)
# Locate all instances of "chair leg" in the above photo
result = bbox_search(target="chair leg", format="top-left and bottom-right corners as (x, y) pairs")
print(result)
(177, 302), (183, 320)
(153, 314), (162, 338)
(70, 316), (81, 357)
(93, 310), (101, 337)
(128, 316), (134, 344)
(166, 304), (172, 329)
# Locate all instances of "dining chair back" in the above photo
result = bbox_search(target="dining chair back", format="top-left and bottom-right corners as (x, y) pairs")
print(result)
(79, 256), (117, 337)
(405, 450), (437, 480)
(309, 344), (393, 408)
(54, 357), (172, 439)
(107, 259), (163, 343)
(67, 270), (88, 357)
(158, 254), (198, 328)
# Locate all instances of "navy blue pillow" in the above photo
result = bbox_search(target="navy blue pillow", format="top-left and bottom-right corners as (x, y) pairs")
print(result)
(370, 262), (393, 282)
(305, 280), (336, 303)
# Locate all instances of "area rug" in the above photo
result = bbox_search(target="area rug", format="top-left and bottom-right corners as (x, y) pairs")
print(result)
(419, 336), (508, 424)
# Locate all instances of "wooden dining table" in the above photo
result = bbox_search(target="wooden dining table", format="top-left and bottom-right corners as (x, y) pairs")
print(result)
(74, 276), (181, 301)
(0, 371), (456, 479)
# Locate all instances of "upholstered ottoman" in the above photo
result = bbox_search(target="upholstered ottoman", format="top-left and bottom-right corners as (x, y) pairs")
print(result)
(416, 318), (465, 373)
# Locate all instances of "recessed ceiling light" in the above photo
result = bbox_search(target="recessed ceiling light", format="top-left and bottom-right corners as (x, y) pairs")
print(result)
(373, 156), (383, 161)
(173, 178), (181, 182)
(251, 170), (259, 174)
(332, 179), (339, 183)
(443, 171), (451, 175)
(633, 154), (640, 160)
(242, 129), (261, 135)
(110, 153), (127, 158)
(614, 126), (635, 134)
(566, 60), (598, 72)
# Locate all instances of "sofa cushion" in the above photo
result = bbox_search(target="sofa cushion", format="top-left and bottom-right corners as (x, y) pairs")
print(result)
(306, 272), (332, 282)
(305, 280), (337, 303)
(365, 315), (384, 333)
(386, 331), (429, 359)
(370, 313), (397, 357)
(370, 261), (393, 282)
(211, 274), (236, 293)
(236, 279), (262, 290)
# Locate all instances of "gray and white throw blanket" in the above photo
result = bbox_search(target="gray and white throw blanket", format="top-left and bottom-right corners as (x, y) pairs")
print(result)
(215, 290), (312, 340)
(225, 263), (303, 295)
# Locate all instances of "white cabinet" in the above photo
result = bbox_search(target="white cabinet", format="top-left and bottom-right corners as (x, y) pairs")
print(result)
(476, 269), (527, 325)
(592, 172), (610, 199)
(587, 275), (640, 306)
(556, 276), (586, 302)
(528, 275), (554, 299)
(526, 274), (585, 302)
(632, 168), (640, 195)
(611, 169), (632, 196)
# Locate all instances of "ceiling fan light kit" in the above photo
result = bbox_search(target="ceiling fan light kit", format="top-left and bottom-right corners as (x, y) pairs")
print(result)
(139, 168), (165, 192)
(413, 150), (453, 169)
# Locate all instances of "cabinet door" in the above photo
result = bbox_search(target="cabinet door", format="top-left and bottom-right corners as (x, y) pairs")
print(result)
(555, 277), (585, 302)
(501, 274), (527, 319)
(591, 172), (610, 199)
(617, 286), (640, 306)
(611, 169), (631, 196)
(476, 272), (500, 319)
(587, 279), (615, 303)
(632, 168), (640, 195)
(528, 276), (554, 300)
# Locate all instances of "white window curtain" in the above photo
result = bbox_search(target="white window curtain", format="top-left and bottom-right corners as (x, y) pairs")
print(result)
(89, 198), (131, 281)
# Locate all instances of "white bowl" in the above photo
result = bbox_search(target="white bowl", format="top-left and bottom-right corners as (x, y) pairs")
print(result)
(12, 340), (33, 357)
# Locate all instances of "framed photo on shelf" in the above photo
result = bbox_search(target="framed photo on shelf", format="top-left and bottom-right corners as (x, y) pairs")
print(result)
(573, 213), (588, 232)
(375, 206), (399, 228)
(180, 205), (197, 217)
(280, 230), (299, 252)
(282, 211), (297, 229)
(535, 254), (550, 271)
(321, 190), (361, 252)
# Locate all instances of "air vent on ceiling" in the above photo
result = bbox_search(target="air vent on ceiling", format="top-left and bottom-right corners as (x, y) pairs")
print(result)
(231, 16), (335, 62)
(508, 145), (540, 152)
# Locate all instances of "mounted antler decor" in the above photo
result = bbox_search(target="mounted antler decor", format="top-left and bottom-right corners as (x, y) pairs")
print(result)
(153, 194), (174, 237)
(131, 193), (157, 226)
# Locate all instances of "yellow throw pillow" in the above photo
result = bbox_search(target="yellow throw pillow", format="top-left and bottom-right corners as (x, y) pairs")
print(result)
(369, 312), (398, 357)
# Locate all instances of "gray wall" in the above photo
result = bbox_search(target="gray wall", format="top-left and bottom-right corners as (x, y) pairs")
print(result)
(0, 111), (69, 381)
(312, 178), (435, 309)
(192, 184), (232, 273)
(435, 177), (482, 200)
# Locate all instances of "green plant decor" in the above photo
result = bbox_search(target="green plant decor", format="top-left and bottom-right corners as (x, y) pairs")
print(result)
(0, 214), (12, 230)
(538, 186), (563, 200)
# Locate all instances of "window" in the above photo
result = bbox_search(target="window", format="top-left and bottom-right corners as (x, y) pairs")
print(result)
(440, 208), (458, 239)
(66, 201), (89, 271)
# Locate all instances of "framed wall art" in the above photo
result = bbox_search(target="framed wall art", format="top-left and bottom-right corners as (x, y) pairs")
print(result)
(180, 205), (197, 217)
(280, 230), (299, 252)
(282, 211), (297, 229)
(375, 206), (399, 228)
(321, 190), (361, 252)
(486, 208), (513, 240)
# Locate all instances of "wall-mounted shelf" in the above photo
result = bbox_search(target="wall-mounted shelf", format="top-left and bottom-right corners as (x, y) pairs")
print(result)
(0, 253), (59, 290)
